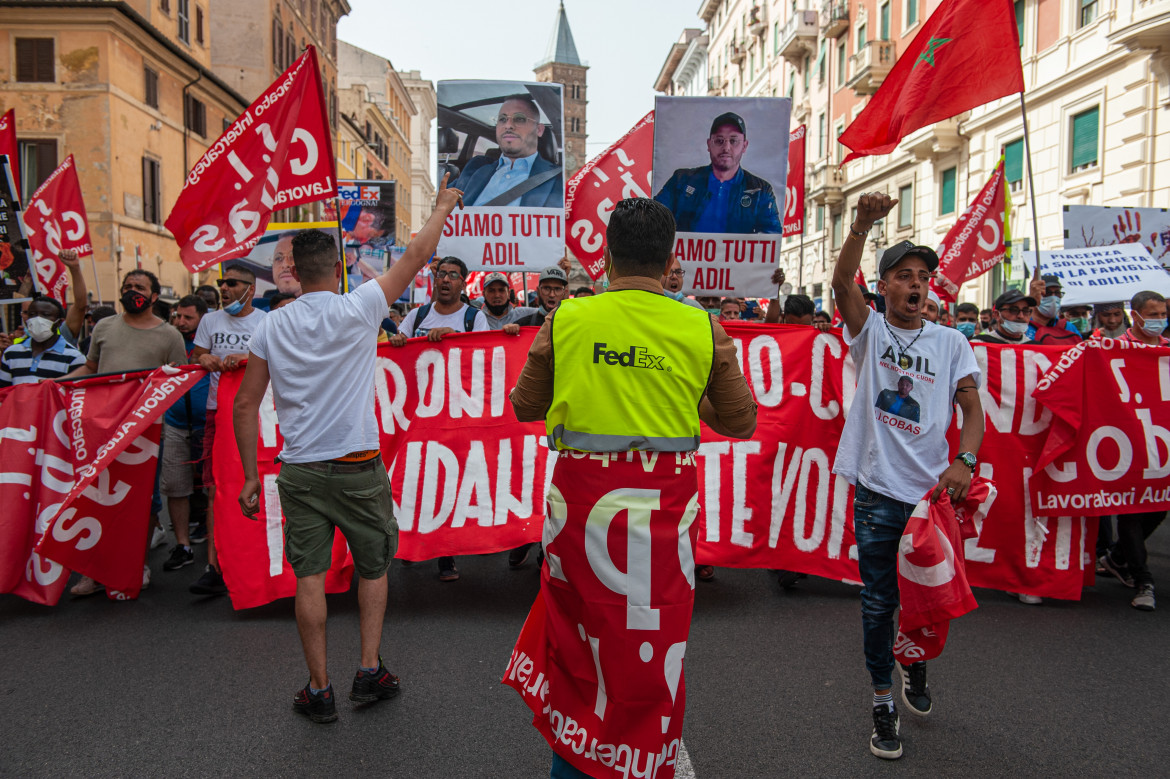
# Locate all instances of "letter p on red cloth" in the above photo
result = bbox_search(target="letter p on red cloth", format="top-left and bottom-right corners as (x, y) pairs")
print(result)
(894, 478), (994, 664)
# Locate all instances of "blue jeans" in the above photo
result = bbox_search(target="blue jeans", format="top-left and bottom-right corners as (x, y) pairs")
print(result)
(853, 483), (917, 690)
(551, 753), (593, 779)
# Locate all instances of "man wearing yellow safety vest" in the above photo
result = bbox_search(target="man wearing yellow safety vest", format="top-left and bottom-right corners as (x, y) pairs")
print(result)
(504, 197), (758, 779)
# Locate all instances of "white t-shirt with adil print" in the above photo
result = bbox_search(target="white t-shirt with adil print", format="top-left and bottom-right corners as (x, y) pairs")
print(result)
(833, 310), (980, 504)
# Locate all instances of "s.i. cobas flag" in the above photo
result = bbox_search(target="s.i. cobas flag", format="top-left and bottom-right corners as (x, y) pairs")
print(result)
(840, 0), (1023, 163)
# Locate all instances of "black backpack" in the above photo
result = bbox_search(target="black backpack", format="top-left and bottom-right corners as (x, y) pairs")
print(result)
(413, 303), (478, 336)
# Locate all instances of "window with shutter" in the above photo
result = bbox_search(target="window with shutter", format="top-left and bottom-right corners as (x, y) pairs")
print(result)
(906, 0), (917, 26)
(142, 157), (162, 225)
(1078, 0), (1097, 28)
(196, 7), (205, 45)
(898, 184), (913, 227)
(16, 38), (54, 83)
(939, 167), (956, 215)
(1014, 0), (1025, 47)
(178, 0), (190, 43)
(18, 139), (57, 195)
(1004, 138), (1024, 189)
(144, 66), (159, 109)
(1070, 107), (1098, 171)
(184, 95), (206, 137)
(160, 0), (170, 13)
(880, 2), (890, 39)
(273, 16), (282, 68)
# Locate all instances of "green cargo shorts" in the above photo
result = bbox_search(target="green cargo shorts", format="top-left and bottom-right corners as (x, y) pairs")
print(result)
(275, 457), (398, 579)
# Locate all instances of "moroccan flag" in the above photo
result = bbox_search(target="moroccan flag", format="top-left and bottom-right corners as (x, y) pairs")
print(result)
(931, 155), (1012, 302)
(0, 109), (18, 202)
(839, 0), (1023, 163)
(165, 46), (337, 273)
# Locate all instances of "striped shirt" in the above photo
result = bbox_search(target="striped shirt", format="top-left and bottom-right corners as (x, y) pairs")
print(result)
(0, 336), (86, 387)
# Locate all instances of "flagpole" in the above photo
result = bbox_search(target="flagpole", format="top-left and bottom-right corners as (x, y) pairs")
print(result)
(1018, 92), (1042, 282)
(334, 194), (347, 292)
(798, 227), (805, 291)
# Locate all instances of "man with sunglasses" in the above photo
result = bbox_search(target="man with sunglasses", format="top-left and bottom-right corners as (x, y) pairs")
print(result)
(971, 289), (1036, 344)
(188, 263), (266, 596)
(453, 94), (563, 208)
(1026, 273), (1082, 344)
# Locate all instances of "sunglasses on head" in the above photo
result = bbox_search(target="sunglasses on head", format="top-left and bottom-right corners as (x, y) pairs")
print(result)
(217, 278), (249, 288)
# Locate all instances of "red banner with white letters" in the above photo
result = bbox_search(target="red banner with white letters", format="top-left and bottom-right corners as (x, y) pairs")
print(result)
(165, 46), (336, 273)
(931, 155), (1010, 303)
(564, 112), (655, 280)
(782, 125), (805, 238)
(0, 108), (18, 202)
(23, 154), (93, 303)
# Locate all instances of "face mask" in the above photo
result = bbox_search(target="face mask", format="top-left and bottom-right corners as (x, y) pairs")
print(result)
(121, 290), (151, 314)
(26, 316), (57, 342)
(1000, 319), (1029, 337)
(665, 290), (685, 301)
(1036, 295), (1060, 319)
(484, 301), (510, 316)
(1138, 316), (1168, 337)
(956, 322), (976, 339)
(1102, 324), (1128, 338)
(222, 285), (252, 316)
(1069, 317), (1090, 335)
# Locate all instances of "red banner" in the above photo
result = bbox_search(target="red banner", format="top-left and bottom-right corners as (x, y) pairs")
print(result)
(782, 125), (805, 238)
(165, 46), (337, 273)
(0, 108), (18, 202)
(23, 154), (93, 303)
(1031, 338), (1170, 515)
(564, 112), (654, 280)
(932, 155), (1010, 303)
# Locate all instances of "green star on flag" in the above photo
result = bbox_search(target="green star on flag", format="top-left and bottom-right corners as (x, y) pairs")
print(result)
(914, 38), (952, 70)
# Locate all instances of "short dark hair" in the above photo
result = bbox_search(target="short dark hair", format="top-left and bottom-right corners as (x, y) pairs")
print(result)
(291, 229), (338, 283)
(956, 302), (979, 317)
(28, 293), (66, 319)
(176, 294), (208, 316)
(89, 305), (116, 322)
(813, 310), (831, 323)
(437, 256), (469, 279)
(784, 294), (814, 319)
(268, 292), (296, 308)
(196, 284), (219, 304)
(124, 269), (160, 295)
(223, 262), (256, 283)
(720, 297), (739, 308)
(1131, 290), (1165, 313)
(500, 93), (540, 119)
(606, 198), (676, 277)
(153, 299), (172, 321)
(979, 308), (993, 317)
(574, 286), (592, 296)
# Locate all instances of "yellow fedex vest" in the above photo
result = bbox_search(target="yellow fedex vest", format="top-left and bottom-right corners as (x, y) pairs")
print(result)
(546, 289), (715, 452)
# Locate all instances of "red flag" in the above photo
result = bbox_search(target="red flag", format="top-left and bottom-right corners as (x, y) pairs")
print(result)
(839, 0), (1023, 163)
(23, 154), (93, 303)
(165, 46), (337, 273)
(931, 156), (1011, 303)
(564, 111), (654, 280)
(783, 125), (806, 237)
(0, 109), (19, 202)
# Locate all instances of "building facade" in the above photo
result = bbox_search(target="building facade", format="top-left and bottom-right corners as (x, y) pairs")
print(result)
(0, 0), (248, 304)
(534, 1), (588, 177)
(399, 70), (435, 234)
(672, 0), (1169, 309)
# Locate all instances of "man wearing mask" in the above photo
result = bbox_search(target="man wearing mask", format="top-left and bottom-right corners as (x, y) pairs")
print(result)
(1027, 273), (1081, 344)
(971, 290), (1036, 344)
(64, 269), (187, 596)
(954, 303), (981, 340)
(979, 308), (994, 332)
(1090, 301), (1128, 339)
(479, 272), (534, 330)
(1060, 303), (1092, 340)
(513, 266), (569, 328)
(188, 263), (267, 596)
(1099, 291), (1169, 611)
(159, 295), (211, 572)
(0, 295), (85, 386)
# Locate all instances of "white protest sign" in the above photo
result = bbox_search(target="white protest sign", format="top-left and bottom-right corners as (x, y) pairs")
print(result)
(1017, 244), (1170, 306)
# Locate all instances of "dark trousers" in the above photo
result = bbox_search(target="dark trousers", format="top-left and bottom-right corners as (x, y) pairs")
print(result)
(1096, 516), (1115, 557)
(1115, 511), (1167, 587)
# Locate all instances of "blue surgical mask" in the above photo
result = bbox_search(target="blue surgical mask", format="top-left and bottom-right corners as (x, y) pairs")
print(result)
(665, 290), (685, 301)
(1139, 316), (1167, 337)
(1036, 295), (1060, 319)
(223, 285), (252, 315)
(956, 321), (976, 339)
(1000, 319), (1029, 337)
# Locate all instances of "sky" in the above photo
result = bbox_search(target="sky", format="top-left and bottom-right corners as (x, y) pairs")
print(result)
(337, 0), (704, 158)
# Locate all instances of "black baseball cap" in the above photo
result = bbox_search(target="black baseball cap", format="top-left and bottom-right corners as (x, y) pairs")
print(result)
(993, 289), (1037, 310)
(877, 240), (939, 278)
(710, 112), (746, 136)
(1041, 273), (1063, 289)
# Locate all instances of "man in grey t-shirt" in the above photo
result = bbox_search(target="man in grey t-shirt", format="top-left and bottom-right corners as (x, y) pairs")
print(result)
(479, 272), (534, 330)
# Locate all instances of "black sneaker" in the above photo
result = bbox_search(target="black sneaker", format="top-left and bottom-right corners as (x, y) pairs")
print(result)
(189, 522), (208, 544)
(900, 661), (932, 716)
(870, 705), (902, 759)
(1099, 553), (1135, 588)
(437, 557), (459, 582)
(776, 570), (807, 589)
(293, 683), (337, 723)
(163, 545), (195, 571)
(508, 544), (532, 569)
(349, 658), (401, 703)
(189, 565), (227, 595)
(1132, 583), (1156, 611)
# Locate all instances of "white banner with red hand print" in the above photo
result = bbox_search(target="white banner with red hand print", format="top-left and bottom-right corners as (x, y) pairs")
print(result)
(504, 450), (698, 779)
(1016, 244), (1170, 307)
(1063, 204), (1170, 270)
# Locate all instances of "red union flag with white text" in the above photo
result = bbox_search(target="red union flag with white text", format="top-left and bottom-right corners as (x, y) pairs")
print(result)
(564, 112), (654, 280)
(782, 125), (806, 237)
(23, 154), (93, 303)
(165, 46), (337, 273)
(932, 155), (1010, 303)
(0, 108), (18, 201)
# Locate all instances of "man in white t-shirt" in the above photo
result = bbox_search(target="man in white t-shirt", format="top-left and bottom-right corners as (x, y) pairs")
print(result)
(233, 177), (463, 724)
(189, 262), (266, 596)
(389, 255), (488, 583)
(830, 192), (984, 762)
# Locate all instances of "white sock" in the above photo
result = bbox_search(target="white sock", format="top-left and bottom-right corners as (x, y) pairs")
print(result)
(874, 691), (894, 713)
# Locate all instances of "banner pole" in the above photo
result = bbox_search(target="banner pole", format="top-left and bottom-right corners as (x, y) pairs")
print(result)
(798, 229), (804, 291)
(89, 255), (103, 304)
(1018, 92), (1042, 282)
(334, 194), (347, 292)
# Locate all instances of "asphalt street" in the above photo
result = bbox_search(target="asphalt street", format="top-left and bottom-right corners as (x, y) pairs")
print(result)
(3, 529), (1169, 778)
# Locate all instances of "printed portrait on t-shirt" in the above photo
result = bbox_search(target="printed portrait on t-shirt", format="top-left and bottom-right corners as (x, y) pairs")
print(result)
(874, 375), (921, 422)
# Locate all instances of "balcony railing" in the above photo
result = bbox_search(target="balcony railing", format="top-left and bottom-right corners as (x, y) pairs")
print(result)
(730, 44), (747, 65)
(847, 39), (896, 95)
(820, 0), (849, 38)
(779, 10), (819, 62)
(808, 161), (845, 206)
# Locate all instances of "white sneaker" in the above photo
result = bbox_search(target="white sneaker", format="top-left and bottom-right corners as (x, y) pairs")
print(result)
(142, 564), (152, 590)
(150, 526), (168, 549)
(1007, 592), (1044, 605)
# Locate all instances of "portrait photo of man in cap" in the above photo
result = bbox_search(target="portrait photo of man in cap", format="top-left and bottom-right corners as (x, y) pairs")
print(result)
(652, 101), (787, 235)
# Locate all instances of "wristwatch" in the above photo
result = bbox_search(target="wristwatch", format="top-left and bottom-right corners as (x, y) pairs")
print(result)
(955, 452), (977, 472)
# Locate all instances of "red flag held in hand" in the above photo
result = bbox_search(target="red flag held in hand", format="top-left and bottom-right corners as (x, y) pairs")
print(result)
(839, 0), (1023, 163)
(24, 155), (94, 303)
(931, 155), (1011, 303)
(165, 46), (337, 273)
